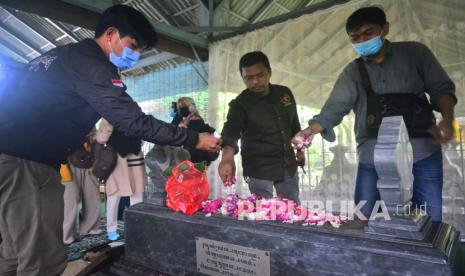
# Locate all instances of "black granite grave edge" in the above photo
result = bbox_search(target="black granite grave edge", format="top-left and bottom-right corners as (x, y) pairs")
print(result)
(125, 204), (458, 265)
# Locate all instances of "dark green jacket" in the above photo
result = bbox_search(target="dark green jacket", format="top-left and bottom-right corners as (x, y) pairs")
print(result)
(221, 84), (301, 181)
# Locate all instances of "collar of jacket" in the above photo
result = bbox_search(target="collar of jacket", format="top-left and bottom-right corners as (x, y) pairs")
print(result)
(82, 38), (114, 65)
(245, 83), (275, 98)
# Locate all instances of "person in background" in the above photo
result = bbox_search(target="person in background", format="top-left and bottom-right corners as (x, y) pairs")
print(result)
(170, 101), (182, 126)
(176, 97), (219, 165)
(293, 6), (456, 221)
(62, 130), (102, 245)
(62, 167), (102, 244)
(0, 5), (219, 275)
(219, 51), (304, 204)
(96, 118), (147, 241)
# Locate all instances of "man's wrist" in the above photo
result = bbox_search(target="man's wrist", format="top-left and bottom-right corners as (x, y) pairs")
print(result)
(308, 119), (324, 134)
(221, 145), (235, 160)
(307, 119), (316, 128)
(441, 115), (454, 123)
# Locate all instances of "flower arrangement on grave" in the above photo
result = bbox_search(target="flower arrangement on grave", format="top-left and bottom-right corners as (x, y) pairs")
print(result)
(202, 194), (347, 228)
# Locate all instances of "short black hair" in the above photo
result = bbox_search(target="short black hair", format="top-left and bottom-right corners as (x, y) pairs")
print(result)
(95, 5), (157, 49)
(239, 51), (271, 75)
(346, 6), (386, 34)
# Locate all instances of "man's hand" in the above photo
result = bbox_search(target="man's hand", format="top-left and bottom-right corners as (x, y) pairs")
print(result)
(218, 146), (236, 186)
(218, 158), (236, 185)
(429, 119), (454, 144)
(291, 121), (324, 149)
(296, 150), (305, 167)
(196, 132), (221, 152)
(305, 121), (324, 135)
(429, 94), (456, 144)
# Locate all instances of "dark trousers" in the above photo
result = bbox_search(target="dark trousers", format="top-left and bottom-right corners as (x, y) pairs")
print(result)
(0, 154), (66, 276)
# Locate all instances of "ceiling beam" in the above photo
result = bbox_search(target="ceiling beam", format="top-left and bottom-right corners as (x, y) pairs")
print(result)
(211, 0), (350, 42)
(61, 0), (208, 49)
(181, 26), (240, 33)
(0, 0), (101, 30)
(43, 18), (78, 43)
(305, 0), (317, 8)
(0, 0), (208, 60)
(219, 6), (249, 23)
(144, 0), (177, 26)
(0, 25), (40, 59)
(0, 7), (57, 51)
(208, 0), (214, 27)
(172, 3), (200, 17)
(274, 2), (290, 13)
(249, 0), (275, 24)
(212, 0), (226, 26)
(295, 0), (315, 10)
(0, 41), (28, 63)
(201, 0), (223, 11)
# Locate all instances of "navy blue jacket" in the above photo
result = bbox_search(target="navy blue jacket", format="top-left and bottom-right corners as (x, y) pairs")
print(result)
(0, 39), (198, 169)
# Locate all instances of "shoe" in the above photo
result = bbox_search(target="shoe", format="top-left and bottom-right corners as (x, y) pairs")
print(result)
(107, 231), (120, 241)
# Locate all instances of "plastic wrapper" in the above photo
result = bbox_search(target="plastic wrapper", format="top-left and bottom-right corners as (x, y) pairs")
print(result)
(165, 160), (209, 215)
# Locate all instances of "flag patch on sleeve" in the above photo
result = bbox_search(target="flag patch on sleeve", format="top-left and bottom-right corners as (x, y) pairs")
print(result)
(112, 79), (124, 87)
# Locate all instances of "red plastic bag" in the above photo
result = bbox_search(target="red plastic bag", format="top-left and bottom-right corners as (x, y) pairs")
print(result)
(165, 160), (209, 215)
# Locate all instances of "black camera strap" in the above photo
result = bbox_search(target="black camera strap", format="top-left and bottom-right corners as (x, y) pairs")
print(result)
(356, 58), (379, 134)
(355, 58), (434, 138)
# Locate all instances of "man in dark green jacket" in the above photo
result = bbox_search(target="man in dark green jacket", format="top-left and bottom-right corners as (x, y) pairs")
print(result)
(219, 51), (304, 204)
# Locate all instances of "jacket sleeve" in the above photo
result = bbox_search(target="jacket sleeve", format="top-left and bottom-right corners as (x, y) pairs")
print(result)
(75, 66), (198, 148)
(417, 43), (457, 109)
(288, 89), (301, 137)
(220, 99), (246, 154)
(312, 66), (358, 142)
(96, 118), (113, 144)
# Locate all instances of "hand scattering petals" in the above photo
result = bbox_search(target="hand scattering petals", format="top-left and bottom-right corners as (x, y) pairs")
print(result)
(294, 133), (314, 151)
(223, 176), (237, 187)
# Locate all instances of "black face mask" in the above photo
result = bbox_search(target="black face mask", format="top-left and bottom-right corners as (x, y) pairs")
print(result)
(179, 107), (190, 117)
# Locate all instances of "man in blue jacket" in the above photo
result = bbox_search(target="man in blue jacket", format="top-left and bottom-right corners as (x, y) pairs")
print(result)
(0, 5), (219, 275)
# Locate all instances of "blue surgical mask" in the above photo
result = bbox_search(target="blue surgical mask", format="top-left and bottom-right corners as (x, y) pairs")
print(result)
(352, 33), (384, 57)
(109, 34), (140, 69)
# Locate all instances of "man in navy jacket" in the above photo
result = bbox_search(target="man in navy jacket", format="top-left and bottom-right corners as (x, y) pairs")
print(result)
(0, 5), (219, 275)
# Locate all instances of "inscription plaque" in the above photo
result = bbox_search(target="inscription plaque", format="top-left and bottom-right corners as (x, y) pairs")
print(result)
(196, 237), (270, 276)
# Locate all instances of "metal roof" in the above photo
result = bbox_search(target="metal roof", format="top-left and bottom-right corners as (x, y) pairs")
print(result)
(0, 0), (338, 76)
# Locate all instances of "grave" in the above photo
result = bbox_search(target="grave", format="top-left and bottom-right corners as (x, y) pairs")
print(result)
(109, 117), (461, 275)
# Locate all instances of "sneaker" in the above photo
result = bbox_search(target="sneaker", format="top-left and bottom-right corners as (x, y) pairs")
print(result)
(107, 231), (120, 241)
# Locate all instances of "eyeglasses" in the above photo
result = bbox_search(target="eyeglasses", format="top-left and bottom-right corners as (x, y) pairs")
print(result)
(243, 72), (267, 82)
